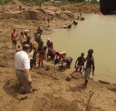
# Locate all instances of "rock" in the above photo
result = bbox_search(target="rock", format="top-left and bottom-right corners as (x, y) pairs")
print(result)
(66, 76), (72, 81)
(45, 65), (50, 71)
(98, 80), (110, 85)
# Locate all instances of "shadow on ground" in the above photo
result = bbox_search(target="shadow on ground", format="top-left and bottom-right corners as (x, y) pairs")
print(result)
(3, 79), (21, 100)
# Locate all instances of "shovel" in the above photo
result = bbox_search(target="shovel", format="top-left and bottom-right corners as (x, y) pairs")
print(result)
(86, 90), (94, 111)
(54, 64), (58, 80)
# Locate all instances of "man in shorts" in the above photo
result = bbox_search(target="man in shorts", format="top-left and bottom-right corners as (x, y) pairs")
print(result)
(83, 49), (95, 88)
(38, 45), (47, 68)
(74, 53), (85, 72)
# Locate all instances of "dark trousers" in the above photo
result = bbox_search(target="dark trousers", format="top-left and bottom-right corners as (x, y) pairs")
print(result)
(30, 59), (34, 69)
(12, 40), (17, 48)
(33, 50), (37, 66)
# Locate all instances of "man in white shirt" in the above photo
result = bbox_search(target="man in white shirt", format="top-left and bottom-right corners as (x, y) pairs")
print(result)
(15, 44), (33, 93)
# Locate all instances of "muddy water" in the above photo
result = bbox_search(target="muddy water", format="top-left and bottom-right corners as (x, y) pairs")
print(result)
(42, 14), (116, 83)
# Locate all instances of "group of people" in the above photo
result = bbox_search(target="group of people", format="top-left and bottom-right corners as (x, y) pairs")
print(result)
(13, 26), (95, 94)
(63, 12), (85, 29)
(14, 27), (55, 93)
(63, 20), (78, 29)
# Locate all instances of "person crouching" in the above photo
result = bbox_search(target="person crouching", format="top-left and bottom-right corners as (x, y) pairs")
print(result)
(62, 57), (73, 68)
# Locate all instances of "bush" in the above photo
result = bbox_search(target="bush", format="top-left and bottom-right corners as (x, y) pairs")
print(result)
(0, 0), (11, 5)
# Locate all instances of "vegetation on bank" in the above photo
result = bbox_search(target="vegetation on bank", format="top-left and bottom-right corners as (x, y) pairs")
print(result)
(0, 0), (99, 5)
(0, 0), (11, 5)
(18, 0), (42, 4)
(55, 1), (99, 6)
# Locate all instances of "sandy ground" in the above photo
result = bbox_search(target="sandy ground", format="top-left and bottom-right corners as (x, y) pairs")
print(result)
(0, 0), (116, 111)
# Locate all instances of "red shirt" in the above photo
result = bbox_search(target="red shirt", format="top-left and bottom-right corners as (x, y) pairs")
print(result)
(47, 41), (53, 47)
(11, 32), (17, 40)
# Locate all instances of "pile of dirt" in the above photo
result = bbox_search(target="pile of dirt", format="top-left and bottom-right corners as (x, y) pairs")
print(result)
(0, 65), (116, 111)
(56, 11), (74, 20)
(1, 10), (47, 21)
(65, 2), (101, 14)
(55, 11), (75, 20)
(0, 45), (14, 67)
(0, 31), (15, 68)
(6, 0), (24, 7)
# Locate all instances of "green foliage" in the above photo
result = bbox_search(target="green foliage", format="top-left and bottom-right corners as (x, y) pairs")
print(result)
(67, 0), (85, 3)
(0, 0), (99, 5)
(90, 0), (100, 5)
(55, 1), (76, 6)
(0, 0), (11, 5)
(18, 0), (42, 4)
(67, 0), (99, 4)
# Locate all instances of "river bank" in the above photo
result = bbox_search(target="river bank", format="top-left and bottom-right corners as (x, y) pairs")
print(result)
(0, 0), (116, 111)
(42, 12), (116, 84)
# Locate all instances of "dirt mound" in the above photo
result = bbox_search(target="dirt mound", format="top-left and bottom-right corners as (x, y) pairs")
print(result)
(0, 45), (14, 67)
(4, 0), (26, 12)
(55, 11), (74, 20)
(28, 10), (46, 20)
(0, 66), (116, 111)
(1, 10), (47, 21)
(2, 8), (75, 21)
(32, 93), (80, 111)
(65, 2), (100, 14)
(6, 0), (24, 7)
(43, 1), (54, 6)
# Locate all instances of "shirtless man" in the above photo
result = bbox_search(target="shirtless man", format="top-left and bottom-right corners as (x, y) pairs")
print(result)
(74, 53), (85, 72)
(83, 49), (95, 88)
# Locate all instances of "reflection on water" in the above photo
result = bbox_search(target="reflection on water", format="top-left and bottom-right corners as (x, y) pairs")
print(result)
(42, 14), (116, 83)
